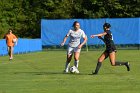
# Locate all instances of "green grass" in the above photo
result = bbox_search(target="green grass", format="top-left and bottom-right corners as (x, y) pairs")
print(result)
(0, 50), (140, 93)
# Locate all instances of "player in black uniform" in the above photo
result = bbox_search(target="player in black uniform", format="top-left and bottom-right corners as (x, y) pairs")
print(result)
(90, 23), (130, 75)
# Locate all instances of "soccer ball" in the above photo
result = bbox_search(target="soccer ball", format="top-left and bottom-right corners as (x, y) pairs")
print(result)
(69, 66), (79, 73)
(12, 39), (17, 43)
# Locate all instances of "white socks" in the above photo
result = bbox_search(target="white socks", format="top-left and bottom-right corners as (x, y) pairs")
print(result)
(74, 60), (79, 68)
(65, 62), (70, 72)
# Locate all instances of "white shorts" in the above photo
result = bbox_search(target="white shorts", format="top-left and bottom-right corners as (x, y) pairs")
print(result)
(67, 46), (81, 55)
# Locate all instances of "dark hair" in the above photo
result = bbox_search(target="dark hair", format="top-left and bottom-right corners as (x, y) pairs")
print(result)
(72, 21), (79, 27)
(103, 23), (111, 28)
(8, 28), (13, 32)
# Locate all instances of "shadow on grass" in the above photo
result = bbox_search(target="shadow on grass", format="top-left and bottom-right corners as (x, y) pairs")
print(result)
(14, 71), (89, 75)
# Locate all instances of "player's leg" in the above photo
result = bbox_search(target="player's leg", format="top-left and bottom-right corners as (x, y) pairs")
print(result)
(108, 51), (116, 66)
(72, 47), (81, 73)
(109, 52), (130, 71)
(64, 47), (73, 73)
(8, 46), (13, 60)
(74, 47), (81, 68)
(7, 46), (10, 57)
(74, 52), (80, 68)
(92, 51), (109, 75)
(10, 46), (13, 59)
(73, 52), (80, 73)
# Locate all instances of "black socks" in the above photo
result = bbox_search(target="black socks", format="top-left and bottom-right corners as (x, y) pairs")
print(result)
(93, 62), (102, 74)
(115, 61), (127, 66)
(93, 61), (129, 75)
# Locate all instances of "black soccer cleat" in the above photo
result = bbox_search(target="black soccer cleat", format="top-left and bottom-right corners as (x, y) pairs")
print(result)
(92, 71), (98, 75)
(125, 62), (130, 71)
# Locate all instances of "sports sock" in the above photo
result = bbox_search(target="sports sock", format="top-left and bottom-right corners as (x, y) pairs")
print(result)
(115, 61), (130, 71)
(94, 62), (102, 74)
(115, 61), (127, 66)
(74, 60), (79, 68)
(65, 62), (70, 72)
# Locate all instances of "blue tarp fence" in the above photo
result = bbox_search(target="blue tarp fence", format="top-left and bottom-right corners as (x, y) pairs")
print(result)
(0, 39), (42, 56)
(41, 18), (140, 46)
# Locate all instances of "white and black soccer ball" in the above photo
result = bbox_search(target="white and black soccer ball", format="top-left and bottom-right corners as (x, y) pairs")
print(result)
(12, 38), (17, 43)
(69, 66), (79, 73)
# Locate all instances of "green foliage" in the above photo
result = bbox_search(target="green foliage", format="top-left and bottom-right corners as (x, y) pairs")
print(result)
(0, 0), (139, 38)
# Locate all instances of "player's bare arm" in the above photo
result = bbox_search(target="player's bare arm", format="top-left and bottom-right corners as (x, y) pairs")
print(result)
(78, 36), (87, 49)
(61, 35), (68, 46)
(91, 32), (107, 38)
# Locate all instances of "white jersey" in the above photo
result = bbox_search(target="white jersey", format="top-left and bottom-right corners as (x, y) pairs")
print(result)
(66, 29), (86, 47)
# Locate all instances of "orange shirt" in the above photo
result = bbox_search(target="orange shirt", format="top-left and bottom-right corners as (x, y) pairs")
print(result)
(6, 33), (17, 47)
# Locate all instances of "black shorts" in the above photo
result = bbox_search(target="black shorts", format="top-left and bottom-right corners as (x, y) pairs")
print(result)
(105, 45), (117, 53)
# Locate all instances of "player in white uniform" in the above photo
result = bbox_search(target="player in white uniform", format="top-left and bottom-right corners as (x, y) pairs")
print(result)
(61, 21), (87, 73)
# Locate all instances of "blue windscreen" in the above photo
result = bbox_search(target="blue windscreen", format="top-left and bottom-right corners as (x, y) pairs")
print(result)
(41, 18), (140, 46)
(0, 39), (42, 56)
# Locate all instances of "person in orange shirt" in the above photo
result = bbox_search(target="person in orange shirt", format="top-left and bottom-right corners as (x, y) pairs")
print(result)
(4, 29), (18, 60)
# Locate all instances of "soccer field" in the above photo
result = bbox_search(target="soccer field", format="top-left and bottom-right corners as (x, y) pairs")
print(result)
(0, 50), (140, 93)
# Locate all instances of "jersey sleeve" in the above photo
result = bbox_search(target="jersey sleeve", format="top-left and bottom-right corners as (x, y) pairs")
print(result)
(106, 30), (111, 35)
(106, 30), (113, 40)
(66, 30), (71, 37)
(13, 34), (17, 39)
(81, 30), (86, 38)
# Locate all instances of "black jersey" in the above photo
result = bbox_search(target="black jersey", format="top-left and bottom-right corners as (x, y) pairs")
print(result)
(104, 30), (113, 45)
(104, 30), (116, 53)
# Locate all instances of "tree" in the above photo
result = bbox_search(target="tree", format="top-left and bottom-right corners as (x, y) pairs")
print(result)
(0, 0), (139, 38)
